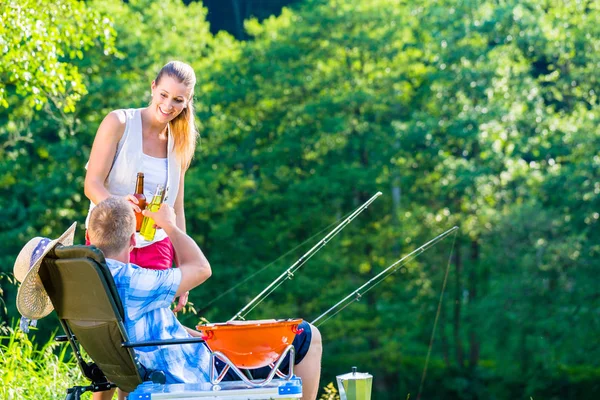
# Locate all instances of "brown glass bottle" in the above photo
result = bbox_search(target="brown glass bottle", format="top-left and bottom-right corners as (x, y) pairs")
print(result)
(133, 172), (146, 232)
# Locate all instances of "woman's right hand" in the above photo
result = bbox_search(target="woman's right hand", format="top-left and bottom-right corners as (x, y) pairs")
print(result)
(124, 194), (142, 213)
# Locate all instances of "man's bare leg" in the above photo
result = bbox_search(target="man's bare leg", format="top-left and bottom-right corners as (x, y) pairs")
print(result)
(294, 324), (322, 400)
(90, 387), (126, 399)
(92, 388), (114, 400)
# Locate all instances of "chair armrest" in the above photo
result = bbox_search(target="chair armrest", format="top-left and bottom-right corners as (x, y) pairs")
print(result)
(122, 337), (206, 348)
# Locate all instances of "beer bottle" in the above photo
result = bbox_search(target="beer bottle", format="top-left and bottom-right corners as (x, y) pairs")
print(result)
(133, 172), (147, 232)
(140, 184), (165, 241)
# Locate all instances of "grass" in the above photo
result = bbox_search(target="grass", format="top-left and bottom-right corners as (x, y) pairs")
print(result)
(0, 325), (84, 400)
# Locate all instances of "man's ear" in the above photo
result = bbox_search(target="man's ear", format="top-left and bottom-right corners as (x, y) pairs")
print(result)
(130, 232), (136, 249)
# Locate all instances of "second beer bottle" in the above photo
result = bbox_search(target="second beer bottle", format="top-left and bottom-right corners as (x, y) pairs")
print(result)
(140, 184), (165, 241)
(133, 172), (146, 232)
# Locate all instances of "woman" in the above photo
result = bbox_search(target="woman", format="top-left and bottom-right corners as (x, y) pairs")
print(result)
(84, 60), (198, 309)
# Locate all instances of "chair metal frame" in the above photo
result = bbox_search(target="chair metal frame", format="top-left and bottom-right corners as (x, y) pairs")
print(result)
(209, 345), (295, 386)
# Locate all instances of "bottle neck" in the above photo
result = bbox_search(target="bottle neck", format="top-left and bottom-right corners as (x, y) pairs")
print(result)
(135, 175), (144, 194)
(150, 188), (164, 204)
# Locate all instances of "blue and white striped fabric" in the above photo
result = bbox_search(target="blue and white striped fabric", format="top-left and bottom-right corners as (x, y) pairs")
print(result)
(106, 259), (211, 384)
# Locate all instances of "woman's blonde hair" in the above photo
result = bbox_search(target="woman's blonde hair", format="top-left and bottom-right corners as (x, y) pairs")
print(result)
(155, 61), (199, 169)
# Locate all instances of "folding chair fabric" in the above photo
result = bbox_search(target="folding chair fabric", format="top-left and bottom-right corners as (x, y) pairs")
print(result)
(39, 245), (143, 393)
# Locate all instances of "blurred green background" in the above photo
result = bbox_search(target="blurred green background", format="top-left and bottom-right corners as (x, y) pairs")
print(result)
(1, 0), (599, 398)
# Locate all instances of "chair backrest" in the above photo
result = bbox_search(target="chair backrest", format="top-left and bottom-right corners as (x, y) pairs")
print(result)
(39, 244), (144, 393)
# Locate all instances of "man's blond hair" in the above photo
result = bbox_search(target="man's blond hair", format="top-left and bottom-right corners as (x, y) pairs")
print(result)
(88, 197), (135, 257)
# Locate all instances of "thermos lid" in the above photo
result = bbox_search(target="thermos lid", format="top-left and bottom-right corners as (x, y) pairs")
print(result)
(336, 366), (373, 381)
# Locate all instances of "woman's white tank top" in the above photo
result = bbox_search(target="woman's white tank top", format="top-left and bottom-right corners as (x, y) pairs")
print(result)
(85, 108), (181, 247)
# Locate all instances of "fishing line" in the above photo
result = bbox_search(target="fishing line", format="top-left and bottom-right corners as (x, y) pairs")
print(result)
(230, 192), (383, 321)
(416, 228), (457, 400)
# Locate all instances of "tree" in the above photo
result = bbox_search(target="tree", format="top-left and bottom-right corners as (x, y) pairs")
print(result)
(0, 0), (115, 328)
(189, 0), (600, 397)
(0, 0), (115, 143)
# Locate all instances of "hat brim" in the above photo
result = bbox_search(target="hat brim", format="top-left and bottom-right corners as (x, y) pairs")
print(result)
(16, 222), (77, 320)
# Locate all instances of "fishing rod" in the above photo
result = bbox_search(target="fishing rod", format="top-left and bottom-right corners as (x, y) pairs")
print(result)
(311, 225), (459, 327)
(230, 191), (383, 321)
(197, 204), (368, 315)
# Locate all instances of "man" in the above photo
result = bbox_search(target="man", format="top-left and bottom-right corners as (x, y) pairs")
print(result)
(88, 197), (322, 400)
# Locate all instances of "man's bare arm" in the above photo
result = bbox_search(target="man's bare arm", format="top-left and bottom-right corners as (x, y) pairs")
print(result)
(143, 204), (211, 297)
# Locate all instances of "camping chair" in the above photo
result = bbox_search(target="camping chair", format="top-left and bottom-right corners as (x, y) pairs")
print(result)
(39, 244), (302, 400)
(38, 244), (207, 399)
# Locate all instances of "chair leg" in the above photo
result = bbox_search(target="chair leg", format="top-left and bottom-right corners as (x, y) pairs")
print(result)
(65, 386), (85, 400)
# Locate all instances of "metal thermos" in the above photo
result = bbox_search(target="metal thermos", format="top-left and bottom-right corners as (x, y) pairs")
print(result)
(336, 366), (373, 400)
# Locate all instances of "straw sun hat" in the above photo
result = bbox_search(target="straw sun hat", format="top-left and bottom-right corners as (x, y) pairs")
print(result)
(13, 222), (77, 321)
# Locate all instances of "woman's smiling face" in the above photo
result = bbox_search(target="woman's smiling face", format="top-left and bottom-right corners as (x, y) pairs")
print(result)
(150, 75), (191, 123)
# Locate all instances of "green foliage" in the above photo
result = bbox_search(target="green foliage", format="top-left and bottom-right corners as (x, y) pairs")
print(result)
(0, 0), (115, 112)
(1, 0), (599, 398)
(189, 0), (600, 397)
(0, 326), (83, 399)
